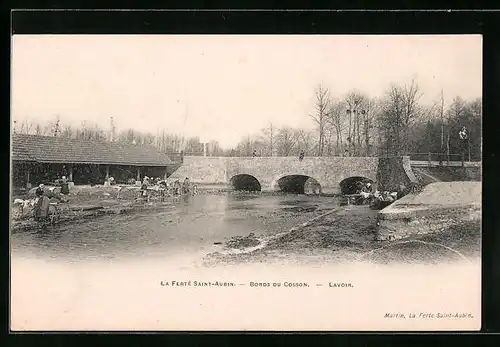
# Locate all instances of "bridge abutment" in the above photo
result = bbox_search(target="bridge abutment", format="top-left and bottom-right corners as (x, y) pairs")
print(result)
(376, 156), (418, 191)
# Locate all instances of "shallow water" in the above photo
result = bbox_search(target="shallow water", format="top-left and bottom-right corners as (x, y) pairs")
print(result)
(11, 194), (339, 264)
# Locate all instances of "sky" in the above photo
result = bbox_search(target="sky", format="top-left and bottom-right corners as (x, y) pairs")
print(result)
(11, 35), (482, 149)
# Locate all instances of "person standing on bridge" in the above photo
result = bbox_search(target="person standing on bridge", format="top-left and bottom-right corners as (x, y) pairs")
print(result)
(299, 150), (305, 161)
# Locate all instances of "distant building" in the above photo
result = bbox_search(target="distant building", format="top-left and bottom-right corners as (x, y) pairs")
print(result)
(11, 134), (180, 191)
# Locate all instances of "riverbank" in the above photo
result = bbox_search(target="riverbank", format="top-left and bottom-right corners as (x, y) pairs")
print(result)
(10, 199), (179, 233)
(204, 204), (481, 266)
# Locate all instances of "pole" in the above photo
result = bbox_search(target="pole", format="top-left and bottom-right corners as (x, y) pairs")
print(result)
(468, 135), (471, 162)
(203, 142), (207, 157)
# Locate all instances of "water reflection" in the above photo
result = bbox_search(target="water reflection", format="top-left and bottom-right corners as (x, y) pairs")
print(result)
(11, 194), (338, 263)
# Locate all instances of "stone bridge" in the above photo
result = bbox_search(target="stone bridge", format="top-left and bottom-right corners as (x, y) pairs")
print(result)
(167, 156), (418, 194)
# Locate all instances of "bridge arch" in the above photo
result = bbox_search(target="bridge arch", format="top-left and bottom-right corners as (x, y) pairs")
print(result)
(339, 176), (374, 195)
(273, 174), (322, 195)
(229, 174), (262, 192)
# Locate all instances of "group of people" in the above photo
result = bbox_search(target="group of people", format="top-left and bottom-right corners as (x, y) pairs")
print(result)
(344, 180), (401, 207)
(139, 176), (197, 202)
(29, 183), (68, 224)
(350, 180), (422, 209)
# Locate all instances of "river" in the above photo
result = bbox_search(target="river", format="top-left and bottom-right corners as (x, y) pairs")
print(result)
(11, 193), (339, 266)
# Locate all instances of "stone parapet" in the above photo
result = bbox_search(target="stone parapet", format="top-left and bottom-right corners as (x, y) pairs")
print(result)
(375, 182), (481, 241)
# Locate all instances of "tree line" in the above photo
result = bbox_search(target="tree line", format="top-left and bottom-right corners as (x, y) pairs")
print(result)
(12, 117), (229, 157)
(230, 80), (481, 161)
(13, 79), (481, 161)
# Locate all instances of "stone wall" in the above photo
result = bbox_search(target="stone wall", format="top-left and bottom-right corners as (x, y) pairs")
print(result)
(375, 181), (481, 241)
(376, 204), (480, 241)
(167, 156), (229, 184)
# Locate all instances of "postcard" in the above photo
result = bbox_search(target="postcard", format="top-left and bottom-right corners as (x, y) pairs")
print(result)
(10, 34), (482, 331)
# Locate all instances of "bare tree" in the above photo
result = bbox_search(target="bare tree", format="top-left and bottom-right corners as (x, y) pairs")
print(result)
(276, 126), (298, 156)
(259, 122), (276, 156)
(17, 120), (34, 135)
(109, 117), (117, 142)
(244, 135), (253, 157)
(294, 129), (315, 156)
(344, 91), (366, 156)
(53, 115), (61, 137)
(326, 100), (346, 156)
(60, 124), (73, 138)
(379, 80), (422, 156)
(35, 123), (43, 135)
(361, 97), (380, 156)
(401, 79), (423, 154)
(309, 84), (331, 156)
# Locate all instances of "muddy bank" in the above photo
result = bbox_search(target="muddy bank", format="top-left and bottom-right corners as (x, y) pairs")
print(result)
(208, 201), (340, 254)
(10, 200), (177, 233)
(205, 205), (481, 266)
(11, 184), (186, 233)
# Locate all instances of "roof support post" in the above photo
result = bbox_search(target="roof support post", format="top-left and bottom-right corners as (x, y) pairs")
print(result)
(26, 168), (31, 189)
(105, 165), (110, 180)
(68, 164), (73, 182)
(164, 167), (168, 180)
(136, 167), (141, 181)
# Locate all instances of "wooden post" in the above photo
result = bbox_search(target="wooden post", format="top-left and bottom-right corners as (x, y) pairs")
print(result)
(468, 136), (471, 162)
(428, 152), (431, 167)
(68, 164), (73, 182)
(105, 165), (110, 180)
(26, 169), (31, 189)
(136, 167), (141, 181)
(164, 167), (168, 180)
